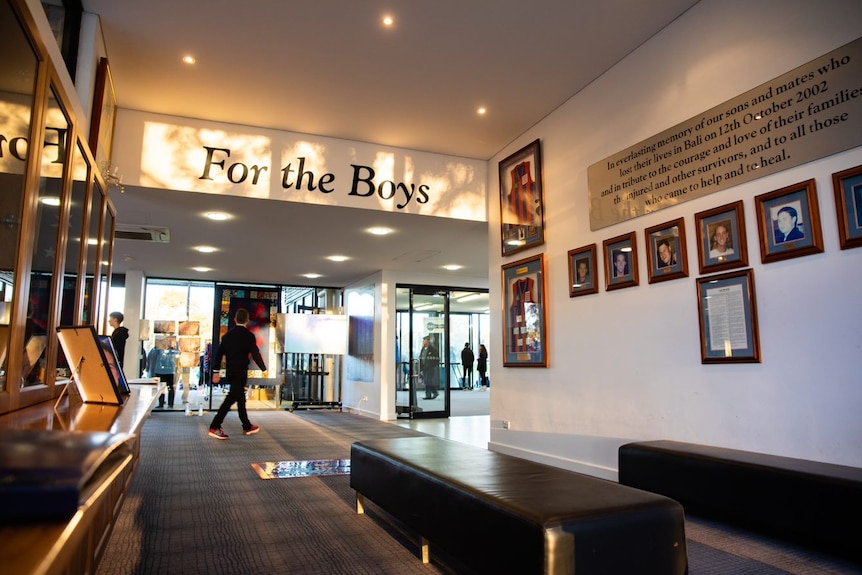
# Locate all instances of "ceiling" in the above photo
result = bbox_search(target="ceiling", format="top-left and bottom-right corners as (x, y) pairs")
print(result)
(78, 0), (700, 290)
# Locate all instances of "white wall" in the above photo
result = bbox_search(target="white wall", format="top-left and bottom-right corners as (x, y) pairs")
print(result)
(344, 269), (488, 421)
(488, 0), (862, 477)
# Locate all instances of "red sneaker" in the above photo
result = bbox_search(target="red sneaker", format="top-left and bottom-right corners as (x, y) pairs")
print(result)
(208, 428), (229, 440)
(243, 425), (260, 436)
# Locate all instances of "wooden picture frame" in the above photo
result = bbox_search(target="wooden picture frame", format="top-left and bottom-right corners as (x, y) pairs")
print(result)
(696, 269), (761, 364)
(695, 200), (748, 274)
(567, 244), (598, 297)
(89, 57), (118, 175)
(502, 254), (547, 367)
(56, 326), (125, 405)
(645, 217), (688, 284)
(603, 231), (638, 291)
(755, 179), (823, 263)
(831, 164), (862, 250)
(499, 139), (544, 256)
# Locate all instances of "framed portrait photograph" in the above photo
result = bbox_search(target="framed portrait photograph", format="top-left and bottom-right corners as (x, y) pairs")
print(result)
(645, 217), (688, 284)
(89, 57), (118, 175)
(568, 244), (598, 297)
(831, 164), (862, 250)
(754, 179), (823, 263)
(499, 139), (544, 257)
(696, 269), (760, 364)
(695, 200), (748, 274)
(502, 254), (547, 367)
(603, 231), (638, 291)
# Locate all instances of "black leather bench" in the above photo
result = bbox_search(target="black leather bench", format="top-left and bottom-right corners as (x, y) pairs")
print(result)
(618, 440), (862, 563)
(350, 437), (687, 574)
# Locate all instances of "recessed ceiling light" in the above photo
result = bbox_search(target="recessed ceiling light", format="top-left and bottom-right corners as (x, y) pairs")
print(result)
(303, 273), (322, 279)
(367, 226), (393, 236)
(192, 266), (212, 272)
(382, 15), (394, 26)
(443, 264), (462, 271)
(477, 107), (487, 115)
(182, 55), (196, 64)
(194, 245), (217, 253)
(204, 211), (231, 221)
(327, 255), (349, 262)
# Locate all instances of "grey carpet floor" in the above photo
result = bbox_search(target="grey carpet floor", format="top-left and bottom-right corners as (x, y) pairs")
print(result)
(96, 410), (861, 575)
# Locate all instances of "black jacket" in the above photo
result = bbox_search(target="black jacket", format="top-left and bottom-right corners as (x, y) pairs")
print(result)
(213, 325), (266, 383)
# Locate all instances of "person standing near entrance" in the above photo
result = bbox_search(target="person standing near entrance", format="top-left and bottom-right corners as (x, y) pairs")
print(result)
(477, 344), (488, 390)
(420, 336), (440, 399)
(461, 342), (474, 390)
(108, 311), (129, 368)
(208, 308), (266, 440)
(147, 343), (179, 408)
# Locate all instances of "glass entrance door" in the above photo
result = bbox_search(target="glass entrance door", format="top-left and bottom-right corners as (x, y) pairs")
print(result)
(396, 287), (450, 418)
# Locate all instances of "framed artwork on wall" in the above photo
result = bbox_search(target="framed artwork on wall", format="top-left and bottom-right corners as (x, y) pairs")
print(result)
(754, 179), (823, 263)
(603, 231), (638, 291)
(696, 269), (760, 364)
(89, 57), (118, 175)
(645, 217), (688, 284)
(695, 200), (748, 274)
(499, 139), (544, 256)
(831, 164), (862, 250)
(502, 254), (547, 367)
(567, 243), (598, 297)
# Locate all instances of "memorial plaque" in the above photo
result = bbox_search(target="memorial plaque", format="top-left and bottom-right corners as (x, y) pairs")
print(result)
(588, 37), (862, 230)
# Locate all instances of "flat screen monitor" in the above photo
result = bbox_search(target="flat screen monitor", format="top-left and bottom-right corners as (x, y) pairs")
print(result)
(98, 335), (131, 394)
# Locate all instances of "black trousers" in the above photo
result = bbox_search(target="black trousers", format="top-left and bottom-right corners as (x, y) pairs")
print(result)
(462, 366), (474, 388)
(157, 373), (175, 406)
(209, 381), (252, 430)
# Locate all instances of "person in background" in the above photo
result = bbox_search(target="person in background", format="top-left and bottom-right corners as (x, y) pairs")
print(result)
(477, 344), (489, 390)
(420, 335), (440, 400)
(461, 342), (475, 390)
(208, 308), (265, 440)
(109, 311), (129, 368)
(147, 343), (179, 409)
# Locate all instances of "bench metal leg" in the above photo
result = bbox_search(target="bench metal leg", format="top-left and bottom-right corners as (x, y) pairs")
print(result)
(356, 493), (365, 515)
(420, 537), (429, 564)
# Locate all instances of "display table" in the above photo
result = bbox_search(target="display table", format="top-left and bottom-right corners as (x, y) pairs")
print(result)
(0, 384), (161, 575)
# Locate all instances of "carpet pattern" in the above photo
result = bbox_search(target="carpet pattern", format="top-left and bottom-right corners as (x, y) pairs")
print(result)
(96, 410), (861, 575)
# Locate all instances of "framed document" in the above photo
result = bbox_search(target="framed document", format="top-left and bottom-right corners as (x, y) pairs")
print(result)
(696, 269), (760, 364)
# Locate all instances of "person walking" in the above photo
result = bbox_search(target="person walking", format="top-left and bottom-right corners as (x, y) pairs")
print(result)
(477, 344), (489, 390)
(208, 308), (266, 439)
(461, 342), (475, 390)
